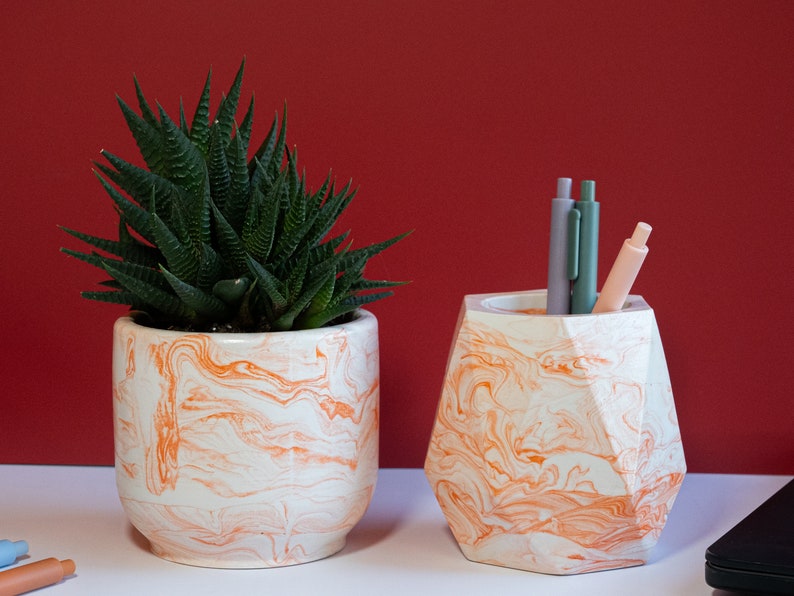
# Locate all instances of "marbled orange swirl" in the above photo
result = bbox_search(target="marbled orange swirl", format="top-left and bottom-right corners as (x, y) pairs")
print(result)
(425, 291), (686, 575)
(112, 310), (379, 568)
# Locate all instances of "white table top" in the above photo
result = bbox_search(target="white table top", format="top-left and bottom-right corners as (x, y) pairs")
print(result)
(0, 466), (789, 595)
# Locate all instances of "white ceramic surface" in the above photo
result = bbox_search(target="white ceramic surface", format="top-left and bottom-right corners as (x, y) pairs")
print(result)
(113, 310), (380, 568)
(425, 290), (686, 575)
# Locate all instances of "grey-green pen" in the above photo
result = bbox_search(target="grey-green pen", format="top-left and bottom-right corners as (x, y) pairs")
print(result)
(567, 180), (600, 314)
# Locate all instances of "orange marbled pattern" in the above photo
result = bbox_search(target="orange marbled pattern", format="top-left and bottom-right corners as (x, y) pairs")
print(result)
(112, 310), (379, 568)
(424, 291), (686, 575)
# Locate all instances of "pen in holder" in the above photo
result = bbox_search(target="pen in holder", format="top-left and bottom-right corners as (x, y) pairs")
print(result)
(424, 290), (686, 575)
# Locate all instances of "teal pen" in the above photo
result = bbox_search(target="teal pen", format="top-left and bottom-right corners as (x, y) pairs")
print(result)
(567, 180), (600, 314)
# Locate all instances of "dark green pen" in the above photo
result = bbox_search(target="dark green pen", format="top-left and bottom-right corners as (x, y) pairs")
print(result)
(567, 180), (600, 314)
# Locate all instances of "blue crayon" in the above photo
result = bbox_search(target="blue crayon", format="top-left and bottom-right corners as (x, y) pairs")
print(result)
(0, 540), (28, 567)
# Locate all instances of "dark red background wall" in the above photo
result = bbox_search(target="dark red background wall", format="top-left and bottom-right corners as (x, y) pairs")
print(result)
(2, 1), (792, 474)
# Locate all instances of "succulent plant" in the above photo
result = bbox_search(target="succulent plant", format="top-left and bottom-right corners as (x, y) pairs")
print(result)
(61, 60), (407, 332)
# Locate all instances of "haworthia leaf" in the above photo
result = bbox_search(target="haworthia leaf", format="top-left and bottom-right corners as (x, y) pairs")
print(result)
(249, 109), (279, 175)
(350, 278), (408, 292)
(196, 243), (226, 292)
(60, 247), (107, 270)
(116, 95), (163, 175)
(99, 150), (176, 212)
(81, 289), (143, 307)
(243, 172), (283, 261)
(133, 75), (159, 127)
(245, 256), (288, 311)
(285, 248), (309, 299)
(236, 95), (255, 154)
(213, 58), (245, 144)
(161, 266), (229, 319)
(211, 201), (248, 275)
(189, 69), (212, 155)
(179, 98), (189, 136)
(207, 122), (231, 210)
(339, 231), (411, 271)
(224, 128), (250, 230)
(302, 273), (335, 316)
(150, 211), (200, 282)
(104, 259), (195, 320)
(303, 180), (356, 249)
(93, 171), (155, 243)
(298, 290), (395, 330)
(157, 103), (207, 204)
(212, 277), (251, 304)
(269, 104), (287, 179)
(59, 227), (127, 260)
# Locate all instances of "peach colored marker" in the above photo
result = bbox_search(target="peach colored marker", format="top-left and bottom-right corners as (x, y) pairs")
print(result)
(0, 558), (76, 596)
(592, 222), (651, 313)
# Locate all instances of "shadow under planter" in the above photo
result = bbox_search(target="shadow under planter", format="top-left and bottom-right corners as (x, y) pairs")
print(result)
(113, 309), (380, 568)
(424, 290), (686, 575)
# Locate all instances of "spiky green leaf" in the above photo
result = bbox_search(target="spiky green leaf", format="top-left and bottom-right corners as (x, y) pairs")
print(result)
(211, 202), (248, 274)
(236, 95), (255, 153)
(179, 98), (189, 135)
(189, 69), (212, 155)
(158, 103), (207, 204)
(249, 108), (279, 175)
(351, 278), (408, 292)
(161, 266), (229, 318)
(303, 180), (356, 249)
(60, 227), (126, 260)
(245, 256), (288, 311)
(100, 257), (170, 290)
(93, 171), (155, 243)
(133, 76), (159, 127)
(242, 172), (282, 261)
(196, 243), (226, 292)
(150, 211), (200, 282)
(339, 231), (411, 272)
(213, 58), (245, 143)
(60, 247), (107, 270)
(224, 128), (250, 230)
(99, 150), (176, 212)
(81, 289), (142, 307)
(207, 121), (231, 209)
(116, 95), (163, 175)
(103, 260), (193, 320)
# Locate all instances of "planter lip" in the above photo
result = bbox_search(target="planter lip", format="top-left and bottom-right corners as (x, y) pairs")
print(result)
(466, 289), (650, 317)
(115, 308), (376, 340)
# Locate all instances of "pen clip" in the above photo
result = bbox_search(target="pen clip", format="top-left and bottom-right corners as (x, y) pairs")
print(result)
(567, 208), (581, 280)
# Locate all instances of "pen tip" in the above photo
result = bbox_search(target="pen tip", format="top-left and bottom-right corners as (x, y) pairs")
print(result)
(630, 222), (652, 247)
(556, 178), (572, 199)
(581, 180), (595, 201)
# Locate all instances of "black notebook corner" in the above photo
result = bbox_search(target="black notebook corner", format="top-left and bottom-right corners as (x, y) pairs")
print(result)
(705, 478), (794, 595)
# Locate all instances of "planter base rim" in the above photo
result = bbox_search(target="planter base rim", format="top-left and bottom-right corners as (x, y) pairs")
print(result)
(148, 537), (347, 569)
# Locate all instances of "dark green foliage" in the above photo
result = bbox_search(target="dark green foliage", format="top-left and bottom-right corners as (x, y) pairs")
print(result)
(61, 59), (408, 332)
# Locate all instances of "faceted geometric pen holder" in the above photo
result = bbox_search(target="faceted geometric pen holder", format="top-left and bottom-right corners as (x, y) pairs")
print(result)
(424, 290), (686, 575)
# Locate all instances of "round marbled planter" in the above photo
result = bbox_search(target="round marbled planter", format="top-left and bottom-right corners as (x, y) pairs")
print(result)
(113, 310), (379, 568)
